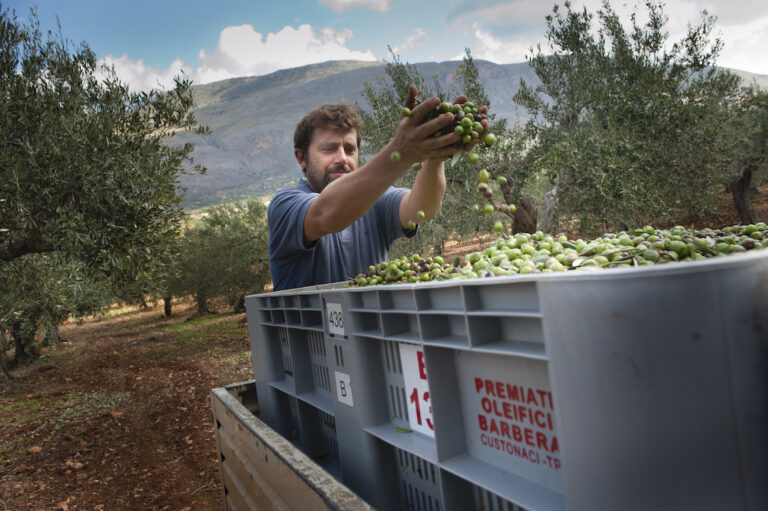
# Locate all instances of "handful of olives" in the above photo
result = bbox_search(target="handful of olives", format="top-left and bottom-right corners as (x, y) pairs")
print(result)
(408, 98), (494, 160)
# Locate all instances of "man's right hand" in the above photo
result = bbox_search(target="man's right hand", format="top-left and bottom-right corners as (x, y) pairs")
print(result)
(389, 85), (462, 165)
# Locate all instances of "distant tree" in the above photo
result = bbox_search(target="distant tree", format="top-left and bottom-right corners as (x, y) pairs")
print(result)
(173, 198), (270, 316)
(0, 254), (113, 367)
(514, 0), (743, 234)
(0, 7), (207, 362)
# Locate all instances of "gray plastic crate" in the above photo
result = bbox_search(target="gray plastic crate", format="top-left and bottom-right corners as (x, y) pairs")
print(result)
(245, 249), (768, 511)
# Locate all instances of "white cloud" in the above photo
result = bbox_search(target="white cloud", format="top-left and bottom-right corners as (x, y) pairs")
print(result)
(96, 55), (191, 93)
(320, 0), (391, 13)
(193, 24), (376, 84)
(392, 28), (427, 55)
(463, 22), (544, 64)
(697, 0), (768, 25)
(460, 0), (768, 75)
(100, 23), (377, 91)
(717, 14), (768, 74)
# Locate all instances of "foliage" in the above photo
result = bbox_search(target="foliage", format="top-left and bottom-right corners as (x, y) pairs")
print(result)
(0, 6), (207, 363)
(172, 198), (270, 314)
(0, 254), (113, 365)
(514, 0), (745, 234)
(0, 7), (207, 267)
(359, 48), (514, 256)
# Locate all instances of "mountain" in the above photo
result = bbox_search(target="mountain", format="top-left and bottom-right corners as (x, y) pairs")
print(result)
(175, 60), (768, 209)
(175, 59), (537, 208)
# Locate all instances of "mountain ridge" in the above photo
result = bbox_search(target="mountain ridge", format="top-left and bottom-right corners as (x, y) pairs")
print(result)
(177, 59), (767, 209)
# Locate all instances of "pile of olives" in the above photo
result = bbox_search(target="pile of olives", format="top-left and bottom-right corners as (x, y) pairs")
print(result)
(349, 224), (768, 286)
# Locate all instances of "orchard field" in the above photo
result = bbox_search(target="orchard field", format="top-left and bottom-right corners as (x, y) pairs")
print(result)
(0, 299), (251, 510)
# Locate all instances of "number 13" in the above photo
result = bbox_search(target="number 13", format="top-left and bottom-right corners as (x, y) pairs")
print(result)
(409, 388), (433, 430)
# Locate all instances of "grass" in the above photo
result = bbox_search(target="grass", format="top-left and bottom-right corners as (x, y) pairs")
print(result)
(102, 303), (147, 317)
(56, 390), (131, 422)
(156, 313), (247, 348)
(1, 390), (130, 425)
(0, 397), (43, 417)
(158, 314), (225, 332)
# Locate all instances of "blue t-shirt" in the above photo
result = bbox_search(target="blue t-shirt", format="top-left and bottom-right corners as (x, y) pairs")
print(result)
(268, 178), (414, 291)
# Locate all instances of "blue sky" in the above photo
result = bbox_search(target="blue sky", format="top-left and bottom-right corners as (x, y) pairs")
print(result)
(5, 0), (768, 91)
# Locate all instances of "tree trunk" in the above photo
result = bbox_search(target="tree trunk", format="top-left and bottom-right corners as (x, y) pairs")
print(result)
(539, 186), (558, 234)
(41, 323), (64, 346)
(12, 334), (35, 367)
(0, 357), (11, 386)
(8, 313), (42, 367)
(513, 195), (538, 234)
(730, 165), (757, 225)
(0, 328), (8, 352)
(193, 293), (210, 317)
(0, 329), (12, 386)
(233, 294), (246, 314)
(50, 324), (65, 344)
(164, 296), (172, 317)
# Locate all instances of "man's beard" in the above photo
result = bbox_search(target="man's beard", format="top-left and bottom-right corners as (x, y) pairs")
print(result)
(306, 162), (351, 193)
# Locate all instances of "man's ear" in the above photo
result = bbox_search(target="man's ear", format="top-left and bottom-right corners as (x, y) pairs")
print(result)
(295, 149), (307, 172)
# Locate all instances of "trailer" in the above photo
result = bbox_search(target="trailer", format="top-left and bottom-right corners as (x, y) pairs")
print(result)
(210, 380), (373, 510)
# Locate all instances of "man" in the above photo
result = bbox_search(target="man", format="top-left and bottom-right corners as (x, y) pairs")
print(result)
(268, 85), (487, 291)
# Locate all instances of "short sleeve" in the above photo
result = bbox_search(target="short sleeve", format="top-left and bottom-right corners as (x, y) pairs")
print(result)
(268, 187), (318, 257)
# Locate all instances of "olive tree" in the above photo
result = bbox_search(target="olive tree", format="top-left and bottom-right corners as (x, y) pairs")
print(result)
(514, 0), (743, 234)
(0, 254), (113, 367)
(0, 7), (207, 365)
(172, 198), (270, 316)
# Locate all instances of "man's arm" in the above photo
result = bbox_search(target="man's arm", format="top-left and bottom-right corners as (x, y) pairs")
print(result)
(303, 85), (460, 242)
(399, 103), (490, 227)
(398, 158), (447, 227)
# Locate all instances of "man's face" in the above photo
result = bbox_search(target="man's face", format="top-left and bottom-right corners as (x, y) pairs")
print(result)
(296, 126), (359, 193)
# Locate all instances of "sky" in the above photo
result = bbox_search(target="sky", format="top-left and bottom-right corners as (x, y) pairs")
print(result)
(5, 0), (768, 91)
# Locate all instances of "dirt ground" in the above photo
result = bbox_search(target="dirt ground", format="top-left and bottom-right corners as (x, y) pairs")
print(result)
(1, 300), (253, 511)
(1, 184), (767, 511)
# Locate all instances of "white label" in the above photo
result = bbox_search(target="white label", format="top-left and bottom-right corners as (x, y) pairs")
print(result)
(326, 302), (345, 336)
(399, 343), (434, 437)
(335, 371), (353, 406)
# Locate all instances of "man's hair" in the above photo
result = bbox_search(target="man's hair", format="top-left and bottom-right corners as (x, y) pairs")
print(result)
(293, 103), (363, 157)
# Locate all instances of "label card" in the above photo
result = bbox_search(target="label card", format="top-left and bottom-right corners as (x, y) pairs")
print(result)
(335, 371), (353, 406)
(327, 302), (345, 336)
(399, 343), (434, 437)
